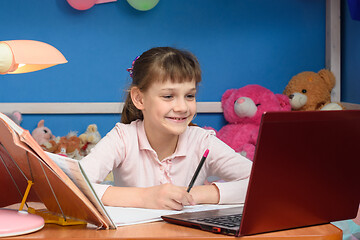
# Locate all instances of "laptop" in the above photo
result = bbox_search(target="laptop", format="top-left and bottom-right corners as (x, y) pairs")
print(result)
(162, 110), (360, 236)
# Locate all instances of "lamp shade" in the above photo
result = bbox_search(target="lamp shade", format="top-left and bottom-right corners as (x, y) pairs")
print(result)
(0, 40), (67, 74)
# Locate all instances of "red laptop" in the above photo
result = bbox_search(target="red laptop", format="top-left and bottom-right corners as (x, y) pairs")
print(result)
(162, 110), (360, 236)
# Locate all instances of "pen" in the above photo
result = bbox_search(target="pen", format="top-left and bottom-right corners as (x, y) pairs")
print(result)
(187, 149), (209, 192)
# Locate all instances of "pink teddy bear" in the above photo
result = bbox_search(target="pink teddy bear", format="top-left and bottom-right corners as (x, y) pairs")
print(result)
(217, 84), (291, 160)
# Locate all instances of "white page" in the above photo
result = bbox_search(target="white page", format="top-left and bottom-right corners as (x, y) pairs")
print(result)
(45, 152), (116, 228)
(105, 204), (244, 226)
(0, 112), (23, 135)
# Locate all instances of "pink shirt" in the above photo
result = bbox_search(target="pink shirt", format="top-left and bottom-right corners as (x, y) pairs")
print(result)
(80, 120), (252, 204)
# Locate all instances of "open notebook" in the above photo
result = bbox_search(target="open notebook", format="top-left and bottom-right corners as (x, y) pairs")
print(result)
(47, 153), (242, 227)
(162, 110), (360, 236)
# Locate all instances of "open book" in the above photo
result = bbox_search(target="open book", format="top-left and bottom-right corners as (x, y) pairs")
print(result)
(0, 112), (116, 229)
(0, 113), (241, 228)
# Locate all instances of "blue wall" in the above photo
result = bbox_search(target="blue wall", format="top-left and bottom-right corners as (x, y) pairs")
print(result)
(342, 0), (360, 104)
(0, 0), (327, 137)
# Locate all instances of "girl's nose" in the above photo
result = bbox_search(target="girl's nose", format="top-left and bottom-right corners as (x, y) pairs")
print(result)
(173, 99), (188, 112)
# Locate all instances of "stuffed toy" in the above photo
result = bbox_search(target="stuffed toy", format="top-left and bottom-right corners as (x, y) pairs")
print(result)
(79, 124), (101, 156)
(43, 139), (59, 153)
(54, 132), (83, 160)
(283, 69), (344, 111)
(31, 120), (56, 147)
(31, 120), (84, 159)
(5, 111), (22, 125)
(217, 84), (291, 160)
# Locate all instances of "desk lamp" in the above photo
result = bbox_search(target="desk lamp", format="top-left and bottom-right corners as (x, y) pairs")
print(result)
(0, 40), (67, 74)
(0, 40), (67, 237)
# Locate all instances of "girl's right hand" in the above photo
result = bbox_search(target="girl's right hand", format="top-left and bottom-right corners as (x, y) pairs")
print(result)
(141, 183), (195, 210)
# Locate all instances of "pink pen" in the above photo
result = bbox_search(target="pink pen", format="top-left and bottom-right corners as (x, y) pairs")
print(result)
(187, 149), (209, 192)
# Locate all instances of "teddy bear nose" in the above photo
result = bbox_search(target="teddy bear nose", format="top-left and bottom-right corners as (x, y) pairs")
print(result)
(237, 98), (246, 104)
(289, 94), (294, 100)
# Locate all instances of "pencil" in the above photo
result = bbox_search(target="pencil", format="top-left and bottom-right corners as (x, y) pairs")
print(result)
(187, 149), (209, 192)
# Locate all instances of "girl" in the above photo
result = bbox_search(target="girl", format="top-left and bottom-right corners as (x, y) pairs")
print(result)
(80, 47), (252, 210)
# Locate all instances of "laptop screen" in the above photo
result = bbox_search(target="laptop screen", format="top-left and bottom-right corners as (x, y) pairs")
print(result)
(239, 110), (360, 236)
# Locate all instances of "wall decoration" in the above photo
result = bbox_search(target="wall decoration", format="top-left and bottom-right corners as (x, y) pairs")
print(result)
(66, 0), (117, 11)
(126, 0), (159, 11)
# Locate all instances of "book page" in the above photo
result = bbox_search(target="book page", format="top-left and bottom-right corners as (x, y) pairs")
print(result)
(105, 204), (244, 226)
(0, 112), (23, 135)
(45, 152), (116, 229)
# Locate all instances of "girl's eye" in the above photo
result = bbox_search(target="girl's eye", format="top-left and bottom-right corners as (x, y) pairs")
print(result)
(186, 94), (195, 100)
(162, 95), (173, 100)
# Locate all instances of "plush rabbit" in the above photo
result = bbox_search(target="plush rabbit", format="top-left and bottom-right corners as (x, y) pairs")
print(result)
(31, 120), (56, 146)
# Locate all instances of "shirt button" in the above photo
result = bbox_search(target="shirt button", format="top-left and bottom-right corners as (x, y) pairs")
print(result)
(160, 166), (164, 170)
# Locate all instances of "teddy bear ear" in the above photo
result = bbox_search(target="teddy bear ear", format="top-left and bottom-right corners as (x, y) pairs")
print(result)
(37, 119), (45, 128)
(318, 69), (336, 90)
(221, 89), (235, 104)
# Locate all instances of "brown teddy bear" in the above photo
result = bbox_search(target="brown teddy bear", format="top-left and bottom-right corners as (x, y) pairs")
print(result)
(283, 69), (344, 111)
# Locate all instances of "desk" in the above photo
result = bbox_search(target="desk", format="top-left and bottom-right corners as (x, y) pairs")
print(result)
(1, 220), (342, 240)
(2, 203), (342, 240)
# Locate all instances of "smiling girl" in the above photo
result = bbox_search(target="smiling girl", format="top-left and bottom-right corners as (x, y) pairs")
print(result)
(80, 47), (252, 210)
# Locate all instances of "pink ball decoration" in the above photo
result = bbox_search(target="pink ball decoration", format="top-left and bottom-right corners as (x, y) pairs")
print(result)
(66, 0), (97, 10)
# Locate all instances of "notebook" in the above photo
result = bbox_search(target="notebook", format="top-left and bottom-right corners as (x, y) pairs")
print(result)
(162, 110), (360, 236)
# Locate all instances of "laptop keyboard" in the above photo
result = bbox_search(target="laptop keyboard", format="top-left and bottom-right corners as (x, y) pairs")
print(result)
(195, 214), (242, 228)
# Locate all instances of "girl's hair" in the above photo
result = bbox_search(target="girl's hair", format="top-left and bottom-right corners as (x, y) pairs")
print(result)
(121, 47), (202, 124)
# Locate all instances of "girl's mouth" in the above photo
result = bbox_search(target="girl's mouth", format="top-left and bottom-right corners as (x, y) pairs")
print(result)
(167, 117), (188, 122)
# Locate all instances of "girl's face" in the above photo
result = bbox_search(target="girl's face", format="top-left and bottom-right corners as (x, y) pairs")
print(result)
(139, 79), (197, 138)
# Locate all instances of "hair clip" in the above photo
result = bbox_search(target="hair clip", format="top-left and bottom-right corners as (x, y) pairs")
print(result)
(126, 55), (140, 78)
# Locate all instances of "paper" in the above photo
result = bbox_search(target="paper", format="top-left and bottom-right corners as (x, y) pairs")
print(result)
(105, 204), (243, 226)
(0, 112), (23, 135)
(45, 152), (116, 228)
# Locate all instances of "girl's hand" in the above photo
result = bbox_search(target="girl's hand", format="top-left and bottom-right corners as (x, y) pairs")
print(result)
(189, 184), (220, 204)
(141, 183), (195, 210)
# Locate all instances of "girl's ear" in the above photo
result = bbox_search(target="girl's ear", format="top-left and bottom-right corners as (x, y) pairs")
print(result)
(130, 87), (145, 110)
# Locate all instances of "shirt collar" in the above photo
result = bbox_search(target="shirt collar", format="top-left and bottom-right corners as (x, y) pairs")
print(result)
(136, 120), (152, 151)
(136, 120), (188, 158)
